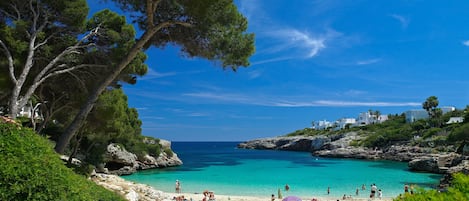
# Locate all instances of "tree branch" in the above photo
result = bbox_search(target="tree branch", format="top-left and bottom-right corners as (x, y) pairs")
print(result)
(0, 39), (17, 83)
(29, 0), (38, 33)
(146, 0), (154, 27)
(40, 64), (107, 84)
(0, 4), (18, 21)
(35, 33), (55, 49)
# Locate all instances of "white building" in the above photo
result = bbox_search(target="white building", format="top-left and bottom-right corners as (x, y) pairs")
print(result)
(336, 118), (357, 130)
(405, 106), (456, 123)
(405, 110), (429, 123)
(378, 114), (389, 123)
(357, 111), (378, 125)
(447, 117), (464, 124)
(312, 120), (334, 130)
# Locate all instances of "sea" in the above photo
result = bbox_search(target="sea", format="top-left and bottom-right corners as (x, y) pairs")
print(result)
(121, 142), (442, 199)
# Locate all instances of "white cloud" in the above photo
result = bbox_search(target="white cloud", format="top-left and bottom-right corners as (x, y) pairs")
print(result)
(250, 56), (295, 66)
(390, 14), (410, 29)
(186, 112), (210, 117)
(247, 70), (263, 79)
(462, 40), (469, 46)
(267, 28), (327, 58)
(311, 100), (420, 107)
(356, 58), (381, 65)
(183, 92), (420, 108)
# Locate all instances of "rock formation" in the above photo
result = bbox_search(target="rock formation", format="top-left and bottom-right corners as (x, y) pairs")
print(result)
(238, 132), (465, 173)
(100, 140), (182, 175)
(91, 173), (165, 201)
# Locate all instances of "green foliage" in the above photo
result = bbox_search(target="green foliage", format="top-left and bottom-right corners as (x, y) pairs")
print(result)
(71, 88), (168, 166)
(112, 0), (255, 70)
(396, 173), (469, 201)
(0, 123), (124, 201)
(423, 96), (439, 118)
(423, 127), (443, 139)
(286, 127), (328, 136)
(447, 123), (469, 143)
(164, 147), (174, 158)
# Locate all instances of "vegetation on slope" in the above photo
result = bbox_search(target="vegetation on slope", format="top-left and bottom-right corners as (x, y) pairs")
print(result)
(0, 123), (125, 201)
(286, 101), (469, 152)
(396, 173), (469, 201)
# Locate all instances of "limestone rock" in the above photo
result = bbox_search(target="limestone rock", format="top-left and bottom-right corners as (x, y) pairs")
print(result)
(104, 143), (138, 175)
(91, 173), (166, 201)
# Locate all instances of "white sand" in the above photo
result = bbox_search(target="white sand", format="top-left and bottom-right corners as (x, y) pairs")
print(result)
(91, 173), (394, 201)
(162, 191), (394, 201)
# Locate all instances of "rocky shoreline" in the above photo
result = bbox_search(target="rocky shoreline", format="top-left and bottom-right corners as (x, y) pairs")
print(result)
(237, 132), (469, 188)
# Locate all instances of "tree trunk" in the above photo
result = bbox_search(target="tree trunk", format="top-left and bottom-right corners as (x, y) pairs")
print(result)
(54, 27), (160, 154)
(8, 88), (19, 119)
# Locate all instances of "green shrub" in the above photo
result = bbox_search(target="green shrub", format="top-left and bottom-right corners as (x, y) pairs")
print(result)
(164, 147), (174, 157)
(0, 123), (125, 201)
(396, 173), (469, 201)
(147, 143), (161, 157)
(423, 127), (443, 139)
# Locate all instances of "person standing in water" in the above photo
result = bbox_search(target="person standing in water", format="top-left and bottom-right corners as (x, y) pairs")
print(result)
(175, 180), (181, 193)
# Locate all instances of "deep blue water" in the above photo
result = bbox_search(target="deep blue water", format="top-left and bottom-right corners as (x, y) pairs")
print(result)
(122, 142), (441, 198)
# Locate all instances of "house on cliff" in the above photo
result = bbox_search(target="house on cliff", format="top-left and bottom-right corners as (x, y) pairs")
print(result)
(405, 106), (456, 123)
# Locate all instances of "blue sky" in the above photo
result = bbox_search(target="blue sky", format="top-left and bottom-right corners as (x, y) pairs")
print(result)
(89, 0), (469, 141)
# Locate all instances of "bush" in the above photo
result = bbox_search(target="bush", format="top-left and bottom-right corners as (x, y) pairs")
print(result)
(396, 173), (469, 201)
(164, 147), (174, 157)
(0, 123), (125, 201)
(422, 127), (443, 139)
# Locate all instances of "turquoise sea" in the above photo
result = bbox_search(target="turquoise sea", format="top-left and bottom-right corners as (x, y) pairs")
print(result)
(122, 142), (441, 199)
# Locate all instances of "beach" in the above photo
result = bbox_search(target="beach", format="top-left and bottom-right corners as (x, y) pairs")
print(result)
(92, 173), (394, 201)
(162, 191), (395, 201)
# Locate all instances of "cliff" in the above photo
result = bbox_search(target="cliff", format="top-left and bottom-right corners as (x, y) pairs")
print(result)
(99, 139), (182, 175)
(238, 132), (469, 179)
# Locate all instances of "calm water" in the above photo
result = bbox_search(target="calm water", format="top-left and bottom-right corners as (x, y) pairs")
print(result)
(122, 142), (441, 198)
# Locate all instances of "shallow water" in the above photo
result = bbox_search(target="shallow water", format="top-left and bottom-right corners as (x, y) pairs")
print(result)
(122, 142), (441, 198)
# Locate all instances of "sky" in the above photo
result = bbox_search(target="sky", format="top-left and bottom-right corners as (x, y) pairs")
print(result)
(88, 0), (469, 142)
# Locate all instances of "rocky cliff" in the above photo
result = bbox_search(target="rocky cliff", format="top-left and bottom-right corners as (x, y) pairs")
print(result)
(99, 140), (182, 175)
(238, 132), (469, 176)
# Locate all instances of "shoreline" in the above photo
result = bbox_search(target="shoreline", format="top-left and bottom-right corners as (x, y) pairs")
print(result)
(91, 173), (395, 201)
(163, 191), (395, 201)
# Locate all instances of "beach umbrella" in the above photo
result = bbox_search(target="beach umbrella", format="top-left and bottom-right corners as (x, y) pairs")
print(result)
(282, 196), (302, 201)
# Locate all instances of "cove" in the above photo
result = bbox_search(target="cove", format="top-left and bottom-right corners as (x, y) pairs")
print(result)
(122, 142), (441, 198)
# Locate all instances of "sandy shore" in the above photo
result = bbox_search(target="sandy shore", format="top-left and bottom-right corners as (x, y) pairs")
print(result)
(162, 191), (394, 201)
(92, 173), (394, 201)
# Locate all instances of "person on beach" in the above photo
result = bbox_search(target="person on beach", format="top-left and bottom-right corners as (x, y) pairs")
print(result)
(410, 184), (414, 194)
(362, 184), (366, 190)
(271, 194), (275, 201)
(404, 184), (409, 193)
(175, 180), (181, 193)
(278, 188), (282, 199)
(285, 184), (290, 191)
(378, 189), (382, 199)
(356, 188), (359, 196)
(370, 184), (377, 198)
(208, 191), (216, 200)
(327, 187), (330, 195)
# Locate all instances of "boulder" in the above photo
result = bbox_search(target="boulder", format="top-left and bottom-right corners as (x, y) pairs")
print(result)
(92, 173), (165, 201)
(408, 153), (462, 173)
(408, 156), (440, 173)
(104, 143), (138, 175)
(138, 151), (183, 170)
